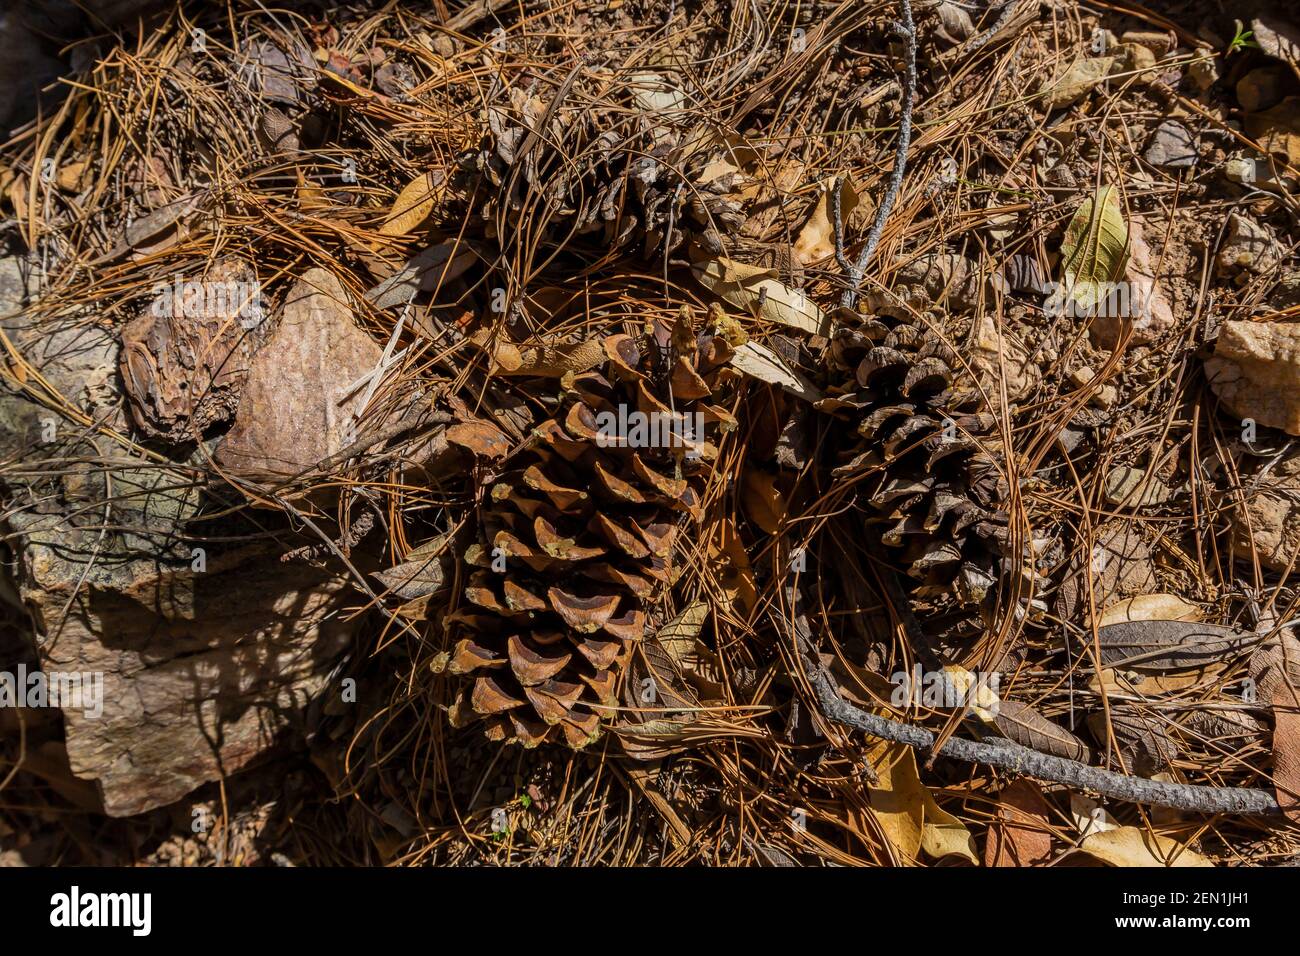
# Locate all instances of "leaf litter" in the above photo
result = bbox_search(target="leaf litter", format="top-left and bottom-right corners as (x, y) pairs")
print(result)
(2, 0), (1300, 868)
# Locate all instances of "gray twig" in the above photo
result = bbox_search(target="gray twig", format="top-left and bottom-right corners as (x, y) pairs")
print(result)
(783, 586), (1283, 817)
(838, 0), (917, 309)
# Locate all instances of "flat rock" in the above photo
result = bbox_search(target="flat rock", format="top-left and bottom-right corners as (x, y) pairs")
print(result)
(1143, 120), (1197, 168)
(1216, 213), (1281, 276)
(216, 268), (383, 482)
(970, 314), (1038, 403)
(1205, 320), (1300, 435)
(10, 515), (353, 816)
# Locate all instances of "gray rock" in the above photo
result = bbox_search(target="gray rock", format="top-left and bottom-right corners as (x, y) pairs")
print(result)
(1216, 213), (1281, 276)
(1143, 120), (1197, 168)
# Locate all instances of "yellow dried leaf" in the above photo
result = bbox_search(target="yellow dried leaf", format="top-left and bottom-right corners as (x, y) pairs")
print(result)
(793, 176), (859, 265)
(379, 170), (445, 236)
(867, 741), (925, 862)
(692, 257), (830, 335)
(1060, 185), (1129, 313)
(867, 742), (977, 864)
(740, 468), (783, 534)
(1074, 826), (1213, 867)
(1099, 594), (1204, 627)
(920, 789), (979, 864)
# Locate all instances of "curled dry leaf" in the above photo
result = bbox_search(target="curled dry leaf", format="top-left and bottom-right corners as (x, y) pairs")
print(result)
(365, 241), (476, 310)
(1071, 827), (1213, 867)
(793, 176), (860, 265)
(494, 338), (607, 377)
(728, 340), (823, 400)
(445, 419), (512, 458)
(373, 533), (453, 599)
(1089, 217), (1175, 348)
(692, 257), (830, 336)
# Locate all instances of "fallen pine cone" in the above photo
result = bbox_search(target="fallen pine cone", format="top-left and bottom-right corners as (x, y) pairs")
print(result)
(818, 309), (1010, 606)
(445, 315), (736, 747)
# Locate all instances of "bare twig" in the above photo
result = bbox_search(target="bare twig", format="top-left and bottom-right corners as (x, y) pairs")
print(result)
(838, 0), (917, 309)
(784, 585), (1283, 817)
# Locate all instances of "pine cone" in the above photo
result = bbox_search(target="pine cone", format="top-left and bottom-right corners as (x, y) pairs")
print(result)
(477, 84), (746, 260)
(821, 310), (1010, 605)
(446, 318), (736, 748)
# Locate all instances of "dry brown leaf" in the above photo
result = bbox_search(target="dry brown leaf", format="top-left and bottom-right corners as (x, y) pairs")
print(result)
(692, 257), (830, 335)
(380, 170), (446, 236)
(1098, 594), (1204, 627)
(1249, 628), (1300, 820)
(729, 341), (823, 400)
(498, 339), (607, 377)
(741, 469), (783, 533)
(1246, 97), (1300, 167)
(1072, 827), (1213, 867)
(866, 741), (925, 862)
(1272, 708), (1300, 821)
(1096, 620), (1257, 673)
(992, 700), (1091, 761)
(445, 420), (512, 458)
(984, 779), (1053, 867)
(793, 176), (859, 265)
(656, 600), (709, 666)
(867, 741), (977, 864)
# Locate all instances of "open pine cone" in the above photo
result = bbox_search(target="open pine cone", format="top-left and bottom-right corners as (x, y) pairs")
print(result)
(821, 310), (1010, 606)
(477, 83), (747, 260)
(446, 316), (736, 747)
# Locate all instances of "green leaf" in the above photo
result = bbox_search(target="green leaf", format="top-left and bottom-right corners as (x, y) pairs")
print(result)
(1060, 185), (1129, 312)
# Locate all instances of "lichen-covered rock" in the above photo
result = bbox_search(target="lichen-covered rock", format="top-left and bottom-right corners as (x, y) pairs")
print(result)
(1205, 320), (1300, 435)
(2, 256), (356, 816)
